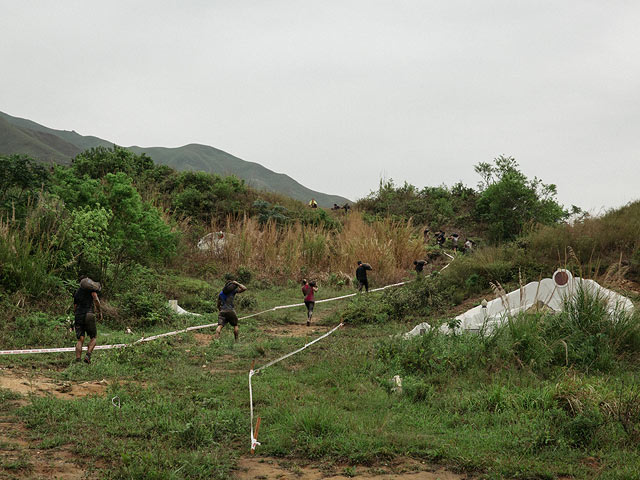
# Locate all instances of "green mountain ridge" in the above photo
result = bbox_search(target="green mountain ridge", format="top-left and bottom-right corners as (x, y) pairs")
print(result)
(0, 111), (349, 207)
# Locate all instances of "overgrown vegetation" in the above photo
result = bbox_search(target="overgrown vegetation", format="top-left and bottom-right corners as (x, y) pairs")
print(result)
(1, 146), (639, 479)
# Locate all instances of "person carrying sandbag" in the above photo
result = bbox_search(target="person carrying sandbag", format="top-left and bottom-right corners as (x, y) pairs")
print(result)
(73, 276), (102, 364)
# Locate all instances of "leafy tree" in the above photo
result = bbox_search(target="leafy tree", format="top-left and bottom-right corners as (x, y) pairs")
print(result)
(69, 206), (113, 278)
(0, 154), (50, 218)
(171, 171), (248, 222)
(72, 145), (154, 179)
(50, 166), (105, 210)
(103, 173), (177, 267)
(474, 156), (566, 242)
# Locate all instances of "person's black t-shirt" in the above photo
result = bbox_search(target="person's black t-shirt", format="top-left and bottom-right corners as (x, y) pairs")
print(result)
(356, 264), (371, 281)
(414, 260), (427, 272)
(74, 288), (94, 315)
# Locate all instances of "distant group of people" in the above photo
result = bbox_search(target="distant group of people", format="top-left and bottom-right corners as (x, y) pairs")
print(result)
(331, 203), (351, 213)
(423, 228), (475, 253)
(308, 198), (351, 213)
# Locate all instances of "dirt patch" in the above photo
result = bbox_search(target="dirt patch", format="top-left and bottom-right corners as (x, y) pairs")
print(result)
(262, 324), (331, 338)
(201, 354), (245, 375)
(235, 456), (467, 479)
(0, 370), (108, 400)
(193, 333), (213, 346)
(0, 420), (99, 479)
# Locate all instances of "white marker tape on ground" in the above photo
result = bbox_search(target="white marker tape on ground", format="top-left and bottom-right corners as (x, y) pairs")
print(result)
(249, 322), (344, 451)
(246, 254), (456, 451)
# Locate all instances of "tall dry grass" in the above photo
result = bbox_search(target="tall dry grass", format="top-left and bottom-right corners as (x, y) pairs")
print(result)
(196, 214), (424, 285)
(527, 200), (640, 275)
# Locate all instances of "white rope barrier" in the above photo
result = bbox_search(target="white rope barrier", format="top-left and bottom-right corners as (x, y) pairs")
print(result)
(248, 321), (345, 452)
(246, 253), (456, 451)
(0, 280), (411, 356)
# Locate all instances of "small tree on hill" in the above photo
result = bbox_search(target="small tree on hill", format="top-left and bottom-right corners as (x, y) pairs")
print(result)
(474, 156), (566, 242)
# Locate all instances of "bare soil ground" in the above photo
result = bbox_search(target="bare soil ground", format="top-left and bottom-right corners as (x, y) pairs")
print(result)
(0, 419), (98, 480)
(0, 368), (108, 401)
(262, 323), (331, 338)
(236, 456), (468, 479)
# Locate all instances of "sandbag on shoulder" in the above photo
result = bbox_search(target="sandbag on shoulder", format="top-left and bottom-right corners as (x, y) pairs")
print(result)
(80, 277), (102, 292)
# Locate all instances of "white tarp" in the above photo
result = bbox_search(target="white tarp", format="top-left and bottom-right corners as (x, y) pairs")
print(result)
(404, 270), (634, 337)
(168, 300), (201, 316)
(197, 231), (233, 253)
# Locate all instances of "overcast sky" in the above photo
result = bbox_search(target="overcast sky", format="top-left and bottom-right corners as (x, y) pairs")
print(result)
(2, 1), (638, 212)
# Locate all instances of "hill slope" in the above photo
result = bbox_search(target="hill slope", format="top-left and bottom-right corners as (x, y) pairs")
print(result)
(0, 111), (349, 207)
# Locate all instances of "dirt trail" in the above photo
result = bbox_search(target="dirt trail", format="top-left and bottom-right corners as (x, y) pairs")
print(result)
(262, 323), (331, 338)
(0, 368), (108, 400)
(236, 456), (467, 479)
(0, 420), (98, 479)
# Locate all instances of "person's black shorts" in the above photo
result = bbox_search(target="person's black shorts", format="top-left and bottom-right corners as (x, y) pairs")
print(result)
(218, 310), (239, 327)
(74, 312), (97, 339)
(304, 300), (315, 313)
(357, 279), (369, 292)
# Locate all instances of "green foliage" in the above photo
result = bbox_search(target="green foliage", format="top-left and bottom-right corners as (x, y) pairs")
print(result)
(69, 206), (112, 276)
(104, 172), (177, 267)
(341, 294), (390, 325)
(252, 199), (289, 224)
(171, 171), (247, 222)
(1, 312), (71, 348)
(0, 154), (51, 220)
(116, 289), (173, 328)
(72, 145), (154, 178)
(475, 156), (567, 242)
(50, 166), (104, 210)
(357, 179), (478, 230)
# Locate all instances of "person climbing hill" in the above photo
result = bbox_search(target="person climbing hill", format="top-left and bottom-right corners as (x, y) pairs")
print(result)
(301, 279), (319, 326)
(355, 261), (372, 292)
(413, 259), (427, 276)
(214, 279), (247, 341)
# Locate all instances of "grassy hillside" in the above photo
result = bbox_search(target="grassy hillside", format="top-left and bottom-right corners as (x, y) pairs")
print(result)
(0, 115), (80, 163)
(2, 140), (640, 479)
(127, 143), (350, 207)
(0, 111), (349, 207)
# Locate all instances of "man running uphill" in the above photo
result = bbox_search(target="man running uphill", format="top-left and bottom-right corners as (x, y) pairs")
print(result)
(301, 279), (318, 326)
(214, 280), (247, 341)
(73, 276), (102, 364)
(355, 261), (372, 292)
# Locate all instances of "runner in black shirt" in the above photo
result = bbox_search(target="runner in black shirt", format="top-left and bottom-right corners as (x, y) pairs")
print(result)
(355, 261), (372, 292)
(73, 277), (102, 364)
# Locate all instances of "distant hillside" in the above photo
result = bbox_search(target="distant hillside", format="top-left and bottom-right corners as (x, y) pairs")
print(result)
(0, 111), (349, 207)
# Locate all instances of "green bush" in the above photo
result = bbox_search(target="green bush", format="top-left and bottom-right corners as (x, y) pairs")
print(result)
(115, 289), (172, 328)
(341, 294), (390, 325)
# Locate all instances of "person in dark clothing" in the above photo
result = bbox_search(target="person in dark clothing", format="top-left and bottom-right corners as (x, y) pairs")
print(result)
(343, 203), (351, 213)
(413, 259), (427, 276)
(301, 279), (319, 326)
(436, 230), (446, 247)
(355, 261), (372, 292)
(214, 280), (247, 341)
(73, 277), (102, 364)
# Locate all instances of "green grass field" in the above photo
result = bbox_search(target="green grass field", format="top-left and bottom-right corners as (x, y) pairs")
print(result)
(2, 282), (640, 479)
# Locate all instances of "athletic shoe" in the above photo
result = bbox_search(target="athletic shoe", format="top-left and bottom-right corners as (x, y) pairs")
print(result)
(84, 355), (91, 364)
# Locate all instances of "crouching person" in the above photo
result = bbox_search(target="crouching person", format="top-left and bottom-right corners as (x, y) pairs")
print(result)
(73, 276), (102, 364)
